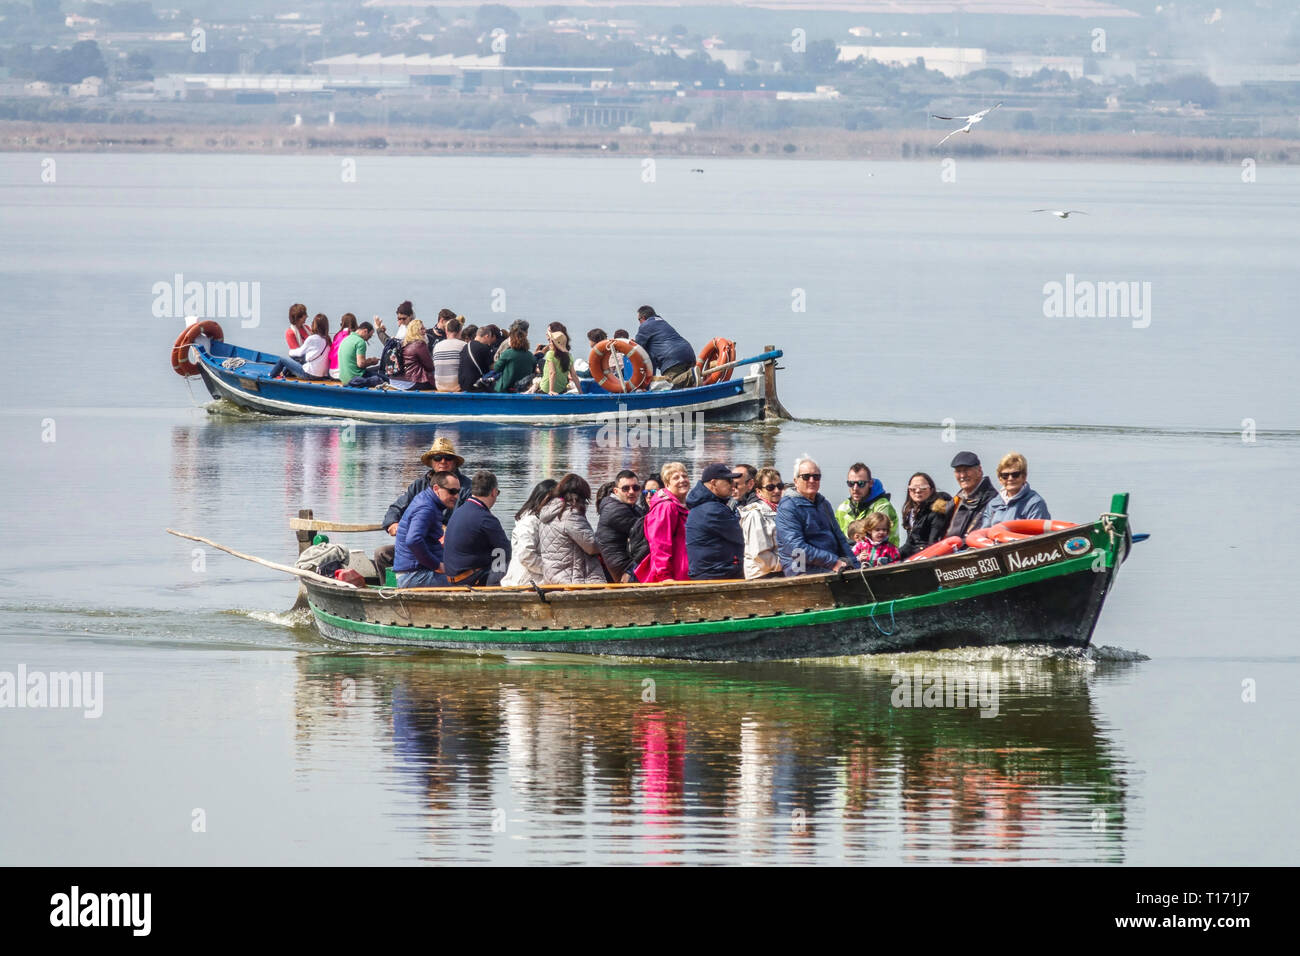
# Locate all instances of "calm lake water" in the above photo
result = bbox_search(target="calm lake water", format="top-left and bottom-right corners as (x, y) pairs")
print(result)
(0, 154), (1296, 865)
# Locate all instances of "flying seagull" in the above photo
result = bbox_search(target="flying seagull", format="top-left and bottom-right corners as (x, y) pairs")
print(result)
(1032, 209), (1089, 219)
(932, 102), (1002, 146)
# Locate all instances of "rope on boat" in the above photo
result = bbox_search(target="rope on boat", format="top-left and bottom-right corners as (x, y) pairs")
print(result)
(221, 357), (247, 370)
(867, 600), (896, 636)
(856, 565), (878, 604)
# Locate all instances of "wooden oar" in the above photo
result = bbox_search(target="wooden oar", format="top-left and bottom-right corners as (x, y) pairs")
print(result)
(287, 517), (384, 533)
(166, 528), (340, 586)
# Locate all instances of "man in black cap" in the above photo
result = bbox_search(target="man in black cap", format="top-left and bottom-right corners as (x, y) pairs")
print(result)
(684, 463), (746, 579)
(634, 305), (697, 390)
(944, 451), (999, 540)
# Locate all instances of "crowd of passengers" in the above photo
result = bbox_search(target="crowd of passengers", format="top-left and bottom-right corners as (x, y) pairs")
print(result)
(274, 301), (700, 394)
(377, 439), (1052, 589)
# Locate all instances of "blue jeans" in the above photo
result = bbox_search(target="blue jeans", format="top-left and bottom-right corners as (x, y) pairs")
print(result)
(397, 568), (449, 588)
(270, 357), (326, 380)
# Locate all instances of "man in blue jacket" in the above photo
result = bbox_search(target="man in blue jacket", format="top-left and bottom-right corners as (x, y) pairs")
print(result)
(393, 472), (461, 588)
(776, 457), (859, 576)
(634, 305), (696, 389)
(443, 470), (512, 586)
(685, 464), (746, 580)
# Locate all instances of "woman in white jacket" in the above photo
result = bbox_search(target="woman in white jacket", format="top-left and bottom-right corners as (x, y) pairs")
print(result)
(739, 467), (784, 580)
(501, 479), (556, 586)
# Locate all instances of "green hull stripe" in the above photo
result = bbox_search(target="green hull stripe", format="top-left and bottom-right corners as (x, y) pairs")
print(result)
(311, 549), (1109, 644)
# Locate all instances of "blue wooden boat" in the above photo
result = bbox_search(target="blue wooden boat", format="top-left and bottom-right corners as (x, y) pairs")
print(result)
(173, 326), (788, 425)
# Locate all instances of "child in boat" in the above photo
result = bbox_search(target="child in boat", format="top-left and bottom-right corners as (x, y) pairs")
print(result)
(849, 513), (900, 568)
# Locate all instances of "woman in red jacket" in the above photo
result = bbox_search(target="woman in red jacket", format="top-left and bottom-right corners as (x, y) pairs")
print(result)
(635, 461), (691, 583)
(285, 302), (309, 351)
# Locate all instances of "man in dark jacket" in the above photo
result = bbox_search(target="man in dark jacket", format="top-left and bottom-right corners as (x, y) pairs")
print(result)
(633, 305), (696, 389)
(373, 437), (474, 581)
(729, 464), (758, 513)
(776, 458), (859, 576)
(393, 472), (461, 588)
(459, 324), (498, 391)
(685, 464), (745, 580)
(443, 470), (511, 586)
(595, 470), (643, 582)
(944, 451), (999, 540)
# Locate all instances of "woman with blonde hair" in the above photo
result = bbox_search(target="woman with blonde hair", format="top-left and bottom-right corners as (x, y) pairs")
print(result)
(401, 318), (435, 390)
(980, 452), (1051, 526)
(635, 461), (691, 583)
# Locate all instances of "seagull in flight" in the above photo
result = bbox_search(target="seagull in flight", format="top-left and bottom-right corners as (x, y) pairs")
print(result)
(932, 102), (1002, 146)
(1032, 209), (1089, 219)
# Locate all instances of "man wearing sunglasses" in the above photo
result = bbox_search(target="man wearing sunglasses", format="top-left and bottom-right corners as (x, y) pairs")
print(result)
(393, 471), (462, 588)
(835, 462), (899, 547)
(979, 452), (1052, 527)
(685, 464), (746, 580)
(595, 470), (644, 583)
(739, 467), (784, 579)
(373, 437), (474, 582)
(729, 463), (758, 512)
(775, 458), (859, 575)
(943, 451), (1000, 539)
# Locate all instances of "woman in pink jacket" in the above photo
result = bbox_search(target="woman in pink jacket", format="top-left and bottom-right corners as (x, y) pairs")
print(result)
(635, 461), (691, 583)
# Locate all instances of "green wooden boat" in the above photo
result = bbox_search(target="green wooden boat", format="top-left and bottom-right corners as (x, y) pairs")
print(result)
(294, 494), (1137, 662)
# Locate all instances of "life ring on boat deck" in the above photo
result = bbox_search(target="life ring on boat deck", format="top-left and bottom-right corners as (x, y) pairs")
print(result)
(171, 320), (225, 377)
(905, 535), (964, 562)
(997, 519), (1078, 536)
(964, 527), (1000, 549)
(588, 339), (652, 393)
(696, 337), (737, 385)
(986, 525), (1035, 544)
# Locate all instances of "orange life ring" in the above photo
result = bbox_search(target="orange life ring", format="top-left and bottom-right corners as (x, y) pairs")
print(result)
(696, 337), (736, 385)
(588, 338), (652, 393)
(986, 525), (1035, 544)
(905, 535), (964, 562)
(964, 527), (999, 549)
(171, 320), (224, 377)
(998, 519), (1077, 536)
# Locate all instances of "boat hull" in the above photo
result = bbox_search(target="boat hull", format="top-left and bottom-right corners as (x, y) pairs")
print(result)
(194, 340), (772, 424)
(304, 514), (1132, 662)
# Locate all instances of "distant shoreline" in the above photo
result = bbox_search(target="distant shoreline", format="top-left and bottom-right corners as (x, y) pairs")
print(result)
(2, 121), (1294, 164)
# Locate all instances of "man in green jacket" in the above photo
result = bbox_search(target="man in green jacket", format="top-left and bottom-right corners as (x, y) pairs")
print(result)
(835, 462), (899, 547)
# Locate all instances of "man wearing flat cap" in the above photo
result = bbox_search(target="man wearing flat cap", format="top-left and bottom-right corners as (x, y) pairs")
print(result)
(943, 451), (999, 540)
(373, 437), (474, 582)
(684, 463), (746, 580)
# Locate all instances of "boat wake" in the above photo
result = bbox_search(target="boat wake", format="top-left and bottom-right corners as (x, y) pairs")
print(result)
(798, 416), (1300, 442)
(803, 643), (1148, 668)
(231, 607), (317, 630)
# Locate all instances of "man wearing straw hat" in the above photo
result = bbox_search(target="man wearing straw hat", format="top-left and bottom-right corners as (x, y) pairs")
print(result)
(373, 437), (473, 582)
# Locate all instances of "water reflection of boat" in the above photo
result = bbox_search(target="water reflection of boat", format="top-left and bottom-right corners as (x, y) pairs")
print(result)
(293, 654), (1130, 863)
(302, 497), (1136, 661)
